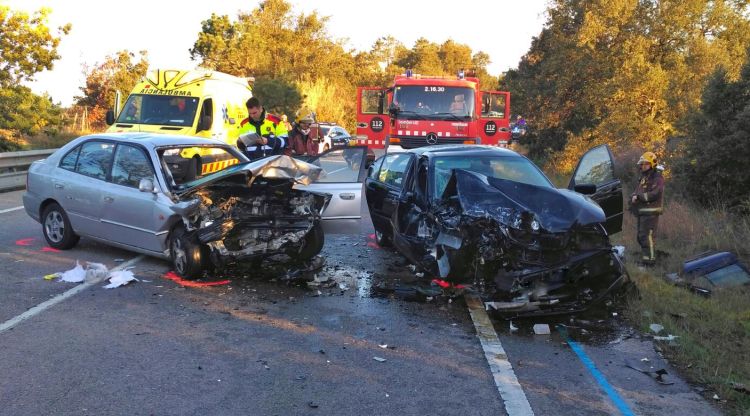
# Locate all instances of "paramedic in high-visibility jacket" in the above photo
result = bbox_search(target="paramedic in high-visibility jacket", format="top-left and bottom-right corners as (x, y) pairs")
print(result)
(237, 97), (289, 160)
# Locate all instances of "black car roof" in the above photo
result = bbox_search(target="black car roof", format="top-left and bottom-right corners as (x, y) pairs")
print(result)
(407, 145), (519, 158)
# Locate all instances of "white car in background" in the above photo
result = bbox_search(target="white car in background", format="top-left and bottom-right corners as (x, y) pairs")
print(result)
(315, 122), (352, 153)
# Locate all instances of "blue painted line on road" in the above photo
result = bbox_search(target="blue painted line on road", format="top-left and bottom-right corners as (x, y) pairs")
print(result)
(557, 325), (634, 416)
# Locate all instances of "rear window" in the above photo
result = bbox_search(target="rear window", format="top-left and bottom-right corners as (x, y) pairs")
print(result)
(76, 142), (115, 180)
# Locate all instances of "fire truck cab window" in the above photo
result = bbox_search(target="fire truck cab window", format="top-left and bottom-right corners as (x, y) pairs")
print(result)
(393, 86), (475, 119)
(360, 90), (382, 114)
(481, 93), (506, 118)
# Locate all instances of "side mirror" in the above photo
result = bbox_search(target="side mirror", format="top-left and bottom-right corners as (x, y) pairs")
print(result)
(138, 178), (156, 193)
(197, 115), (213, 132)
(388, 103), (400, 118)
(106, 110), (115, 125)
(573, 183), (597, 195)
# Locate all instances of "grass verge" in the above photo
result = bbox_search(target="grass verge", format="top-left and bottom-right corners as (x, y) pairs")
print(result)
(616, 199), (750, 415)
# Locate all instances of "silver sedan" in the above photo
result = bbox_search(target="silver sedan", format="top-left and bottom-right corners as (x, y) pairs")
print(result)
(23, 133), (367, 278)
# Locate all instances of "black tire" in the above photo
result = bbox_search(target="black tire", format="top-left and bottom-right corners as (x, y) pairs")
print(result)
(169, 226), (204, 279)
(41, 203), (79, 249)
(374, 226), (391, 247)
(294, 222), (325, 260)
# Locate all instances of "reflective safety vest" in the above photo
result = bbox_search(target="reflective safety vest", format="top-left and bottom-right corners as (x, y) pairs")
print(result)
(238, 111), (289, 159)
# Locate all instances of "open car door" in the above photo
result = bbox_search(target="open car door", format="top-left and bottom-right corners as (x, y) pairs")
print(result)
(295, 146), (368, 234)
(567, 144), (623, 235)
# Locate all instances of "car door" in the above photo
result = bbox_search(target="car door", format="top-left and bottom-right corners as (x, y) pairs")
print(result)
(568, 144), (623, 235)
(55, 140), (115, 237)
(392, 157), (433, 267)
(364, 152), (415, 237)
(100, 143), (162, 252)
(295, 146), (368, 234)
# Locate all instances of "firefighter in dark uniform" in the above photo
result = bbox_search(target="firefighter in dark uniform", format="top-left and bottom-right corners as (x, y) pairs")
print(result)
(630, 151), (664, 264)
(237, 97), (289, 160)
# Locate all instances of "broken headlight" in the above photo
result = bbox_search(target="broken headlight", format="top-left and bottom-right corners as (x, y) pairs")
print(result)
(511, 211), (541, 233)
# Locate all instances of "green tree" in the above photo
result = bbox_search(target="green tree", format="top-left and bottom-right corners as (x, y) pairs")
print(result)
(251, 77), (302, 119)
(0, 6), (70, 150)
(190, 0), (360, 124)
(674, 52), (750, 209)
(75, 50), (149, 131)
(0, 86), (64, 150)
(0, 6), (70, 87)
(503, 0), (750, 173)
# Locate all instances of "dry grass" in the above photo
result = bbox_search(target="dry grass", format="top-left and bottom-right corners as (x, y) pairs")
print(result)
(23, 132), (79, 150)
(616, 199), (750, 415)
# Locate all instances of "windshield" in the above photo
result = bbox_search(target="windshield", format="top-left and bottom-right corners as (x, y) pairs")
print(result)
(432, 155), (553, 199)
(392, 86), (475, 120)
(117, 94), (199, 127)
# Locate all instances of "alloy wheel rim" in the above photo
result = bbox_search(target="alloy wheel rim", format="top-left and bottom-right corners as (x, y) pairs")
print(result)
(172, 238), (186, 273)
(45, 211), (64, 243)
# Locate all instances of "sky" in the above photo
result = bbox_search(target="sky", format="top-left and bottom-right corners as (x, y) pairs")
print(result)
(4, 0), (549, 107)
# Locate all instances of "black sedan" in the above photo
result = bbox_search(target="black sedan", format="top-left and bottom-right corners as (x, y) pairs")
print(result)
(365, 145), (628, 317)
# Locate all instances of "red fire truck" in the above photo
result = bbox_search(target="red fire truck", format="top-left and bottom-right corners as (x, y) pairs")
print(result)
(356, 71), (511, 152)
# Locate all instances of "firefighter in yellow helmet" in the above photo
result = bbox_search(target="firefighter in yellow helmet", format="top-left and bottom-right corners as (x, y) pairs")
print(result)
(237, 97), (289, 160)
(630, 151), (664, 265)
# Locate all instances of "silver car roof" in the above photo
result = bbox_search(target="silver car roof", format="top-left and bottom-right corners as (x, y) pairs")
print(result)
(74, 133), (229, 149)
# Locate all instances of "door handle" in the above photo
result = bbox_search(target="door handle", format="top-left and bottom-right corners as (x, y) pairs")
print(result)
(339, 192), (355, 200)
(54, 183), (64, 189)
(104, 196), (114, 203)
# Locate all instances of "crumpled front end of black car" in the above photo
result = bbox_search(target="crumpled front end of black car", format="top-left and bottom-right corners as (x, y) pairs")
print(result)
(430, 169), (629, 317)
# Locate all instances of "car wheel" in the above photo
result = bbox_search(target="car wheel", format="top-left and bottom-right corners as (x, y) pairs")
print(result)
(374, 227), (391, 247)
(169, 226), (204, 279)
(42, 203), (80, 249)
(294, 222), (325, 260)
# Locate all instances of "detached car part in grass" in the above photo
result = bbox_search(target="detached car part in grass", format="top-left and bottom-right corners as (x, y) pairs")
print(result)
(23, 134), (370, 279)
(366, 145), (629, 317)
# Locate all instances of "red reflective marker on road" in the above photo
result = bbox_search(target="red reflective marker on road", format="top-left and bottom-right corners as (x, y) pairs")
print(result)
(41, 247), (61, 253)
(163, 271), (230, 287)
(15, 238), (34, 246)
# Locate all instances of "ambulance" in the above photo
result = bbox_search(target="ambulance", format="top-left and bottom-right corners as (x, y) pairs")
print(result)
(106, 69), (253, 179)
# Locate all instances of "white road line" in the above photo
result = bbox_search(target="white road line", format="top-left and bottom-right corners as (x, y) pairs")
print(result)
(0, 255), (145, 334)
(0, 206), (23, 214)
(466, 293), (535, 416)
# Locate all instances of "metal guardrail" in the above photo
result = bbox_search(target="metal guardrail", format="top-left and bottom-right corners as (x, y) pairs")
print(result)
(0, 149), (57, 192)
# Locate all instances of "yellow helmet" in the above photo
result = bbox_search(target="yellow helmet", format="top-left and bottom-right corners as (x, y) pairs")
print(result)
(638, 151), (656, 166)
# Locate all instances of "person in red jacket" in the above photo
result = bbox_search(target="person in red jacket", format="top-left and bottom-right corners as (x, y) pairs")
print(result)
(630, 151), (664, 265)
(286, 115), (318, 156)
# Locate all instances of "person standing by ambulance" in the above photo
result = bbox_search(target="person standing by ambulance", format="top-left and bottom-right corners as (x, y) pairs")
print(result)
(237, 97), (289, 160)
(286, 115), (318, 157)
(630, 151), (664, 265)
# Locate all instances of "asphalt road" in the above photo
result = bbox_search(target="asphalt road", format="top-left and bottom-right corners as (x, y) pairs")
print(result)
(0, 188), (721, 415)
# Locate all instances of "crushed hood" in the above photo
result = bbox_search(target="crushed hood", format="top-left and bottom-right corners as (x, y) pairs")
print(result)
(175, 155), (325, 197)
(442, 169), (605, 233)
